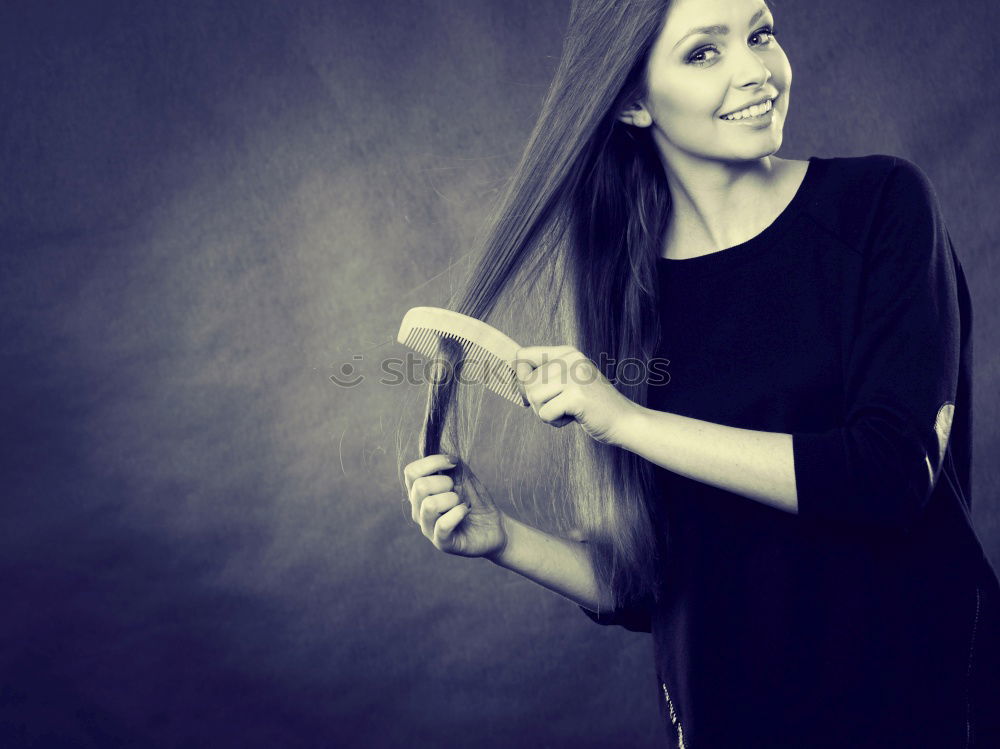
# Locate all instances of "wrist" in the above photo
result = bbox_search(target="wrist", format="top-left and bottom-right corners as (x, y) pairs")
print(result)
(484, 512), (514, 565)
(610, 402), (650, 452)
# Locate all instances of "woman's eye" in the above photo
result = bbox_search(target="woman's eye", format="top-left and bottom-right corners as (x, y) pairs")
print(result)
(750, 25), (775, 46)
(687, 46), (719, 65)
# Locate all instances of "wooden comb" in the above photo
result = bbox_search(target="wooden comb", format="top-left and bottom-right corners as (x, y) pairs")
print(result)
(396, 306), (530, 408)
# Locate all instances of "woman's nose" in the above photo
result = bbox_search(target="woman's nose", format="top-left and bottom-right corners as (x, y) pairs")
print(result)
(733, 46), (773, 90)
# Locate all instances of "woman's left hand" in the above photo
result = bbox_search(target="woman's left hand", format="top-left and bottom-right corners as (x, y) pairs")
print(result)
(513, 345), (641, 447)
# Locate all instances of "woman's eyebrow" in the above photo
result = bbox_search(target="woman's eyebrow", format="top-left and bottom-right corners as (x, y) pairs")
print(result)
(670, 7), (770, 51)
(672, 24), (727, 51)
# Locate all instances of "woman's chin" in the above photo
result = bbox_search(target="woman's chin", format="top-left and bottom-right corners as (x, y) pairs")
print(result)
(727, 132), (784, 161)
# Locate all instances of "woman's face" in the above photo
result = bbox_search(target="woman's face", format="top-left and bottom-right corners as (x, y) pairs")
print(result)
(629, 0), (791, 167)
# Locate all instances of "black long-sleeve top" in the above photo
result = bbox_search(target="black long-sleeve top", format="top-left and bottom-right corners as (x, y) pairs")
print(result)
(580, 154), (1000, 748)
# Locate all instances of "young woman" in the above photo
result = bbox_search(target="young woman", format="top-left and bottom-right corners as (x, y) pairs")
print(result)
(401, 0), (1000, 746)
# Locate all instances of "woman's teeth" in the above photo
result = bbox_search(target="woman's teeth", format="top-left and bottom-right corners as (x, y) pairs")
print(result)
(722, 98), (773, 120)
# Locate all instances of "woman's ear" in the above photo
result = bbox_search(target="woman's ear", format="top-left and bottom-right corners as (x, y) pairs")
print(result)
(617, 103), (653, 128)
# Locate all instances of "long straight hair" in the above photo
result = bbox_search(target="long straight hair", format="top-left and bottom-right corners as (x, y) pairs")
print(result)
(408, 0), (675, 612)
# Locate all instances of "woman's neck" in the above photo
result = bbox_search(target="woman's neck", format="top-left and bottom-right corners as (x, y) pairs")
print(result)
(659, 155), (805, 260)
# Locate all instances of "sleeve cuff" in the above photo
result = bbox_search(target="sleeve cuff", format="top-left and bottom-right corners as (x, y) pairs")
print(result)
(793, 428), (921, 532)
(793, 429), (852, 527)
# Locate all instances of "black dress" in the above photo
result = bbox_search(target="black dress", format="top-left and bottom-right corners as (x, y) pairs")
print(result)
(581, 154), (1000, 748)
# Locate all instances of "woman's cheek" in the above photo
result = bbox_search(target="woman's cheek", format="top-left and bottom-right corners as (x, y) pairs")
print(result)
(768, 48), (792, 87)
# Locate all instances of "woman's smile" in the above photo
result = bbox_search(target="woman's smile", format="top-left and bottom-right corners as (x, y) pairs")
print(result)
(721, 105), (775, 128)
(720, 94), (776, 121)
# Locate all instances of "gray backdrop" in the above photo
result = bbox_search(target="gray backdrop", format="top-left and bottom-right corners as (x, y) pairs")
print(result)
(2, 0), (998, 747)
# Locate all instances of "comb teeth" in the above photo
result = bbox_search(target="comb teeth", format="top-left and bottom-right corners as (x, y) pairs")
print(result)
(403, 326), (526, 406)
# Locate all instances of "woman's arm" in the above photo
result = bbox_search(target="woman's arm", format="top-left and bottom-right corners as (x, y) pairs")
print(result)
(485, 514), (611, 613)
(512, 347), (797, 515)
(404, 453), (615, 613)
(614, 408), (798, 514)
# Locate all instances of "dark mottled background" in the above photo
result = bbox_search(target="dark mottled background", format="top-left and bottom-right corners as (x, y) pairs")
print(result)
(2, 0), (998, 747)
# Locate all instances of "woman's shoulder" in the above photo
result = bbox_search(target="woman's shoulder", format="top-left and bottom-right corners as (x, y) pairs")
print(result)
(794, 153), (943, 247)
(812, 152), (935, 196)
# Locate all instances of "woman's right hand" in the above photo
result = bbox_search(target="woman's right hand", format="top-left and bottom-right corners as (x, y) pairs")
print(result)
(404, 453), (507, 560)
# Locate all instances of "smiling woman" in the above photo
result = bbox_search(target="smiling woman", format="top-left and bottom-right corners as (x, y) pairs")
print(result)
(624, 1), (788, 158)
(399, 0), (1000, 746)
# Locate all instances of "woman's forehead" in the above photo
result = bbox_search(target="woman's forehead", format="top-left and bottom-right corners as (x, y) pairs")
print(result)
(656, 0), (772, 47)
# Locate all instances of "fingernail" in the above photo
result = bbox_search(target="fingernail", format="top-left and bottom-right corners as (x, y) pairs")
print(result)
(446, 454), (460, 464)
